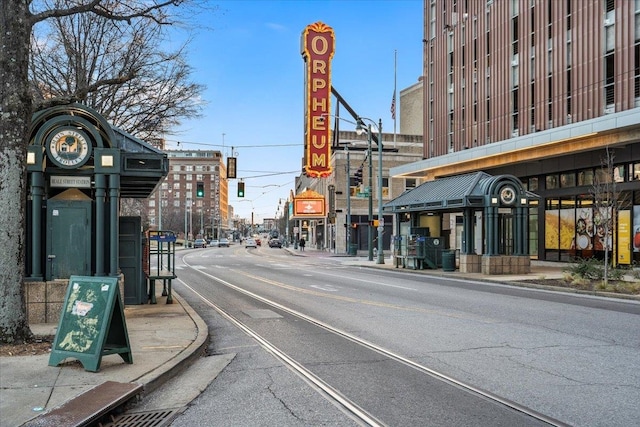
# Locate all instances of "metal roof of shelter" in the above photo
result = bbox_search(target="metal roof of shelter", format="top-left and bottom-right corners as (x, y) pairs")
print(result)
(30, 103), (168, 198)
(112, 126), (168, 198)
(383, 171), (537, 213)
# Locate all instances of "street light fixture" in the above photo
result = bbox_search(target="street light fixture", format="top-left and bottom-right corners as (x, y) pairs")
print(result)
(356, 117), (384, 264)
(320, 113), (361, 255)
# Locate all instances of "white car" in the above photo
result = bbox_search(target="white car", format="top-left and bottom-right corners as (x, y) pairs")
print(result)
(245, 238), (257, 248)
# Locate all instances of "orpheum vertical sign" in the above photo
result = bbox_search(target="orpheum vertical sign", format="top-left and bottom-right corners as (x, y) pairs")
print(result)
(301, 22), (334, 178)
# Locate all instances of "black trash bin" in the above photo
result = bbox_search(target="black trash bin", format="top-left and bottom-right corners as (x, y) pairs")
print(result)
(442, 250), (456, 271)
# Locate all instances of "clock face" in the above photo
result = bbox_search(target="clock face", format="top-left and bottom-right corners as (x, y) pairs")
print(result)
(499, 185), (516, 205)
(47, 128), (91, 168)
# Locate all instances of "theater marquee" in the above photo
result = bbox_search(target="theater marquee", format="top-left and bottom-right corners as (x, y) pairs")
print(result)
(293, 189), (326, 218)
(301, 22), (334, 178)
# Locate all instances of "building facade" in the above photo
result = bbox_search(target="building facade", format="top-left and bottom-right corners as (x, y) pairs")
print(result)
(293, 130), (424, 254)
(391, 0), (640, 264)
(148, 150), (229, 240)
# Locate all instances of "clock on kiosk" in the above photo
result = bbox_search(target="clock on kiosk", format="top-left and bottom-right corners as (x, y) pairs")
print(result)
(46, 127), (92, 169)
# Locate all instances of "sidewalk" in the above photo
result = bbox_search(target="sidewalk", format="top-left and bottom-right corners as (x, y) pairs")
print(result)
(1, 288), (208, 427)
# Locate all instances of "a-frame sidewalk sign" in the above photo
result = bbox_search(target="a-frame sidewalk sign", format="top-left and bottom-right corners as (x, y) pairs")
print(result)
(49, 275), (132, 372)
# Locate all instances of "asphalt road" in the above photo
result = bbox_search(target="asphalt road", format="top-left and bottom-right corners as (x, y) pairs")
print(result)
(158, 244), (640, 426)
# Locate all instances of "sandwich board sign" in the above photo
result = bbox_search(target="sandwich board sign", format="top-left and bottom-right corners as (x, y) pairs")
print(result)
(49, 276), (132, 372)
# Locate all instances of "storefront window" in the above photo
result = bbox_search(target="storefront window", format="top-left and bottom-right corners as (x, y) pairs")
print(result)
(545, 199), (560, 250)
(528, 199), (538, 258)
(527, 177), (538, 191)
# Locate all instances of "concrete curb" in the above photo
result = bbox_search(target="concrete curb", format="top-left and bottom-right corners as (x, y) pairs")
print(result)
(134, 290), (209, 396)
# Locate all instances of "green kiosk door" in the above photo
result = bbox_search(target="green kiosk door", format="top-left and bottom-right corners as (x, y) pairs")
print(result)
(46, 192), (92, 281)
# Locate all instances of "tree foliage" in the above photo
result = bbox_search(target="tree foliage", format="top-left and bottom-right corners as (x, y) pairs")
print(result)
(30, 0), (205, 140)
(0, 0), (202, 344)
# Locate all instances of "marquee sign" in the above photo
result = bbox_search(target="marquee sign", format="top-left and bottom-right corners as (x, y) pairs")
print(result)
(293, 189), (326, 217)
(301, 22), (334, 178)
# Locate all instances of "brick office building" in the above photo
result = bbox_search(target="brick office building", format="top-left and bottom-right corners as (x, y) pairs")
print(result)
(391, 0), (640, 264)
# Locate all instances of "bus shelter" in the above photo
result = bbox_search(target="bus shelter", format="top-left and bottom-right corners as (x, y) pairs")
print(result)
(383, 172), (539, 275)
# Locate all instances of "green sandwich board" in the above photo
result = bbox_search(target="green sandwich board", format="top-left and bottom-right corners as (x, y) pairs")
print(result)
(49, 276), (132, 372)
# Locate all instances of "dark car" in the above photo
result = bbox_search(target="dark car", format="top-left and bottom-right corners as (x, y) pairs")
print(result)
(268, 238), (282, 248)
(193, 238), (207, 248)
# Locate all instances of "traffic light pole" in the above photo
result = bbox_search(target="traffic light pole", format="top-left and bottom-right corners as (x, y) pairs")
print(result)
(345, 147), (351, 254)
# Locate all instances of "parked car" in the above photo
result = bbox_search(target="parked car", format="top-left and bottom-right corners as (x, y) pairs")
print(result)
(268, 238), (282, 248)
(219, 238), (230, 247)
(208, 239), (219, 247)
(245, 238), (257, 248)
(194, 238), (207, 248)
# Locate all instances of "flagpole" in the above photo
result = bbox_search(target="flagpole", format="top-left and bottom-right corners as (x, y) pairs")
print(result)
(393, 49), (397, 147)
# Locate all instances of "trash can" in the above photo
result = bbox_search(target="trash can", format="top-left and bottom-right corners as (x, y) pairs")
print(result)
(442, 250), (456, 271)
(348, 244), (358, 256)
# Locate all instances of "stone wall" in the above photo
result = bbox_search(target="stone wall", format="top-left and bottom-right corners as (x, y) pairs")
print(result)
(25, 275), (126, 324)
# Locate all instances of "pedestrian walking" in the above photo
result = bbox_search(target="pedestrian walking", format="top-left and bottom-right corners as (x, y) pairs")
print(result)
(299, 237), (305, 251)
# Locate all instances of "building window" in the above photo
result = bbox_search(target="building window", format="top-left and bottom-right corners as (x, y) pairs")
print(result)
(560, 172), (576, 188)
(630, 163), (640, 180)
(614, 165), (625, 182)
(546, 174), (559, 189)
(605, 53), (615, 108)
(405, 178), (417, 190)
(527, 177), (538, 191)
(382, 177), (389, 197)
(578, 169), (594, 186)
(173, 182), (180, 190)
(148, 200), (155, 207)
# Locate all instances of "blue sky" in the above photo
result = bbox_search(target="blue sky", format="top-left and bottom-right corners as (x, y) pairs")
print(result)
(168, 0), (423, 222)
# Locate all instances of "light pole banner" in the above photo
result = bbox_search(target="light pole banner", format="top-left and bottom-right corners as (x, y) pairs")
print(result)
(301, 21), (334, 178)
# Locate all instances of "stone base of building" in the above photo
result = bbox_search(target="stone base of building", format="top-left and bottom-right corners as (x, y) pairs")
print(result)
(481, 255), (531, 275)
(25, 275), (125, 324)
(459, 254), (481, 273)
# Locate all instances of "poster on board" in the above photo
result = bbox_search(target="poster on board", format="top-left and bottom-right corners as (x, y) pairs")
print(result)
(49, 276), (132, 372)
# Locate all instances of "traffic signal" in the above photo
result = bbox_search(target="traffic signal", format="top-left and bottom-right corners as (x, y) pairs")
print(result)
(354, 166), (363, 185)
(237, 181), (245, 197)
(196, 181), (204, 198)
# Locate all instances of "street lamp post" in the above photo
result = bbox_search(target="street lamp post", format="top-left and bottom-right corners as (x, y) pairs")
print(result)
(356, 117), (385, 264)
(375, 119), (384, 264)
(345, 145), (351, 254)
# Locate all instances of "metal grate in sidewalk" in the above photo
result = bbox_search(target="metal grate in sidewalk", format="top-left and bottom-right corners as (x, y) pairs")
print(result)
(104, 408), (183, 427)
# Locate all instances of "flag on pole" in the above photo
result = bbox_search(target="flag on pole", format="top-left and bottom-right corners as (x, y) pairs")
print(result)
(390, 90), (396, 120)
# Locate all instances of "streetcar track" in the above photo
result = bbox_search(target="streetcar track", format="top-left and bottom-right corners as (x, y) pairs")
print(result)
(179, 254), (567, 427)
(175, 276), (386, 427)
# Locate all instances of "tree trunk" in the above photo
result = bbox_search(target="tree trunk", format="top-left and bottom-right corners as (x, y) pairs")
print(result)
(0, 1), (34, 343)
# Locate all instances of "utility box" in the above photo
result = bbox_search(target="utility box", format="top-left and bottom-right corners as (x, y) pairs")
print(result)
(119, 216), (145, 305)
(46, 192), (92, 280)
